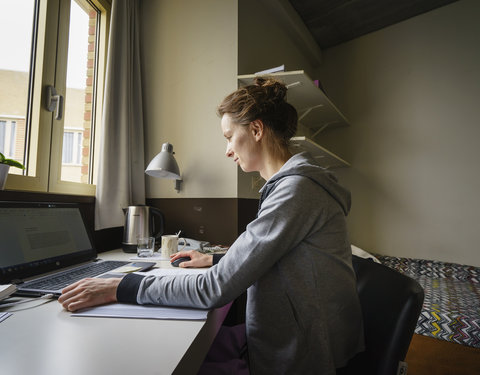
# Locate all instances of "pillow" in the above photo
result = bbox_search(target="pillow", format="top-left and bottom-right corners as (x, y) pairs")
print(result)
(351, 244), (381, 263)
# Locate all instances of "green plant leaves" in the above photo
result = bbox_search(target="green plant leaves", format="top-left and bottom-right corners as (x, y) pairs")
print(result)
(0, 152), (25, 169)
(4, 159), (25, 169)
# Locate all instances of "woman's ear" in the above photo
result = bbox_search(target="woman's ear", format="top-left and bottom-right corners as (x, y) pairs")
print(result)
(250, 120), (264, 141)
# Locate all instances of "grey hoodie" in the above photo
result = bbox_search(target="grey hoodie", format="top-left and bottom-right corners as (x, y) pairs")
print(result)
(117, 152), (364, 374)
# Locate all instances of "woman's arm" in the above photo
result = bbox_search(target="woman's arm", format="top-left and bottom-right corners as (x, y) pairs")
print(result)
(58, 250), (220, 311)
(133, 176), (322, 309)
(170, 250), (213, 268)
(58, 277), (122, 312)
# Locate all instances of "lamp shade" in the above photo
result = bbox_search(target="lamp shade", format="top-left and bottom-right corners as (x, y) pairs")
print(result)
(145, 143), (181, 179)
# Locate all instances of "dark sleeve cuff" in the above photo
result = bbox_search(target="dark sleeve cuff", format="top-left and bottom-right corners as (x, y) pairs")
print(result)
(212, 253), (225, 265)
(116, 273), (145, 304)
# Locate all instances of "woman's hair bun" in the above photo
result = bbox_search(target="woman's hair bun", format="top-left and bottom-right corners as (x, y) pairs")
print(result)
(254, 76), (287, 103)
(217, 75), (298, 152)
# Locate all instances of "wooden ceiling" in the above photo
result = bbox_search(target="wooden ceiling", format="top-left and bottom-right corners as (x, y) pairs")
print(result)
(287, 0), (459, 48)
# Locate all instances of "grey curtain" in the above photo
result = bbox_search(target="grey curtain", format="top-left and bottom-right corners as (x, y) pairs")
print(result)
(95, 0), (145, 230)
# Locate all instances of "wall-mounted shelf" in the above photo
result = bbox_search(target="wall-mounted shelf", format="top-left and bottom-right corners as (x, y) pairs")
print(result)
(238, 70), (350, 134)
(238, 70), (350, 169)
(290, 136), (350, 169)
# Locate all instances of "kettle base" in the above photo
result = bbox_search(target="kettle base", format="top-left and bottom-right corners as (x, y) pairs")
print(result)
(122, 244), (138, 253)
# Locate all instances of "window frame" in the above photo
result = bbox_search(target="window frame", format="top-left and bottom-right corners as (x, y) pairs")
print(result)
(5, 0), (110, 196)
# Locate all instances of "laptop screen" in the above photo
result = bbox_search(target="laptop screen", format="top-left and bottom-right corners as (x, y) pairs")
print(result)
(0, 201), (96, 283)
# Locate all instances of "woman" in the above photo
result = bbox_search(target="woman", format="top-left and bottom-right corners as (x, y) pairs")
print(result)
(59, 77), (364, 374)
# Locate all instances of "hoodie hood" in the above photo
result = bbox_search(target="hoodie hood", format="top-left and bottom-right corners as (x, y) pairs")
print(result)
(260, 152), (351, 215)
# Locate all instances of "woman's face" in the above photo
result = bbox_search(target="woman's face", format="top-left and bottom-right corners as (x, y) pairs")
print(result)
(221, 114), (261, 173)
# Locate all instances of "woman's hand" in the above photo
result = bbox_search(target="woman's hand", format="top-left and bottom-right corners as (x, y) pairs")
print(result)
(58, 277), (122, 312)
(170, 250), (213, 268)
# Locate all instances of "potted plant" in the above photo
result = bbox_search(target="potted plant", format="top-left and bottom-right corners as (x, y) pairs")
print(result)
(0, 152), (25, 190)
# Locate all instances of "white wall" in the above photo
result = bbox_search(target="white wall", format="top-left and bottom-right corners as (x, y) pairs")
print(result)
(140, 0), (238, 198)
(237, 0), (323, 198)
(318, 0), (480, 266)
(238, 0), (321, 77)
(139, 0), (323, 199)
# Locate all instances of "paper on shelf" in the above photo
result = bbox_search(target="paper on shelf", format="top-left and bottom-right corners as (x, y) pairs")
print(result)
(72, 303), (208, 320)
(255, 64), (285, 75)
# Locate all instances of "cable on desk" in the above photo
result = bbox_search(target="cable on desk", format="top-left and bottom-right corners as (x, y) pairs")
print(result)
(0, 293), (55, 309)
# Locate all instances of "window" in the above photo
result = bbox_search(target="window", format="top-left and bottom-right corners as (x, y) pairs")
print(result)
(0, 0), (110, 194)
(62, 130), (83, 165)
(62, 129), (84, 183)
(0, 119), (22, 176)
(0, 122), (3, 153)
(0, 119), (18, 159)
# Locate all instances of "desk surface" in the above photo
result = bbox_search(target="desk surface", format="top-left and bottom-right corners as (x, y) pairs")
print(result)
(0, 249), (230, 375)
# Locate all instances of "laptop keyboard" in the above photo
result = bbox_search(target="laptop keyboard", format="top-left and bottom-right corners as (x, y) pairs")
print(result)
(20, 260), (129, 291)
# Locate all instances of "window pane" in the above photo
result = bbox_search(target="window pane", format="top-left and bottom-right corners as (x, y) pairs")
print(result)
(10, 121), (17, 157)
(0, 0), (35, 176)
(0, 121), (5, 154)
(61, 130), (83, 166)
(61, 0), (98, 183)
(75, 132), (82, 164)
(0, 121), (18, 158)
(62, 132), (74, 164)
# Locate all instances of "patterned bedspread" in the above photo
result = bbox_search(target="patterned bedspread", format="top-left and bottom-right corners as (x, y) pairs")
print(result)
(377, 255), (480, 348)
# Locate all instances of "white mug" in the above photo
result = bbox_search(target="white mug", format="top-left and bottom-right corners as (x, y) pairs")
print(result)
(161, 235), (186, 258)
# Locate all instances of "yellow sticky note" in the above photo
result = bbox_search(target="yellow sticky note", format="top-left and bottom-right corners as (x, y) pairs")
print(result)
(114, 265), (142, 273)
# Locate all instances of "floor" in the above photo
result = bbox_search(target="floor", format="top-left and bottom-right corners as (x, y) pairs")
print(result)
(406, 334), (480, 375)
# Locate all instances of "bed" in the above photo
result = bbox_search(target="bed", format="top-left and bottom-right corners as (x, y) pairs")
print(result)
(372, 254), (480, 348)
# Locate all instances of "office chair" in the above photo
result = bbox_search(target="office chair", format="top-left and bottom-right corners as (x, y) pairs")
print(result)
(341, 255), (424, 375)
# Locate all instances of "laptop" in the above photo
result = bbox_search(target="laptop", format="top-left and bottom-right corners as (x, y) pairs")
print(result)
(0, 201), (154, 297)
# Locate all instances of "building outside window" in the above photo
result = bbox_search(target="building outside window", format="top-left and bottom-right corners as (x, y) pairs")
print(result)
(0, 0), (110, 193)
(62, 129), (84, 182)
(62, 130), (83, 165)
(0, 119), (19, 160)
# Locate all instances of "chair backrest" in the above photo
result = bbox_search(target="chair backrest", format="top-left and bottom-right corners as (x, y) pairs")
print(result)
(344, 255), (424, 375)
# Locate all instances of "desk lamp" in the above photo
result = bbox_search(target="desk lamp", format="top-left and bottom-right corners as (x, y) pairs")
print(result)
(145, 142), (182, 192)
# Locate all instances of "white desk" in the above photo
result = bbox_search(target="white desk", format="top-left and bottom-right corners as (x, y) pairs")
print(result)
(0, 249), (231, 375)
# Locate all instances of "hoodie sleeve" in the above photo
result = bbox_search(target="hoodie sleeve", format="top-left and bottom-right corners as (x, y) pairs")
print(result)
(212, 253), (224, 265)
(130, 175), (337, 309)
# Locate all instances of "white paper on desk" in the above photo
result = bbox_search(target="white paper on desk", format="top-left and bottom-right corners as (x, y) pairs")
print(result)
(137, 267), (208, 277)
(129, 254), (166, 261)
(129, 246), (200, 261)
(0, 312), (12, 323)
(71, 303), (209, 320)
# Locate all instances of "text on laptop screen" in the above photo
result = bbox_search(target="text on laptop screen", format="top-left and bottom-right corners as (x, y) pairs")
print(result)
(0, 207), (92, 268)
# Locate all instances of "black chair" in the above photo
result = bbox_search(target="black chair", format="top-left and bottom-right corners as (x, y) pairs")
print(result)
(341, 255), (424, 375)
